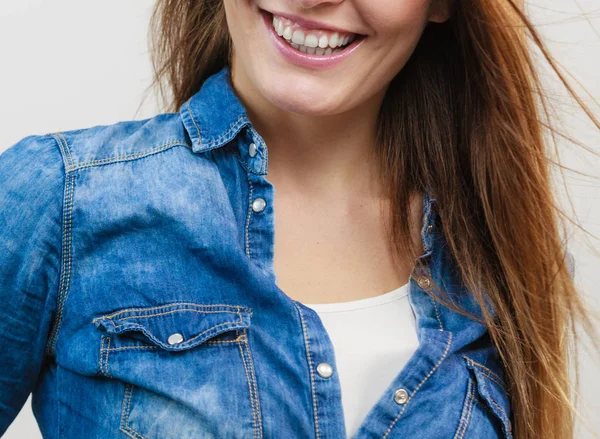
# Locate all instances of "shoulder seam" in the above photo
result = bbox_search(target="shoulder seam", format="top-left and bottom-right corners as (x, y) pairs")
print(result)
(45, 133), (74, 356)
(66, 139), (191, 172)
(50, 132), (74, 169)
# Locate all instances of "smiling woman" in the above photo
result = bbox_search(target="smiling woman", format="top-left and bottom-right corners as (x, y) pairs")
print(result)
(223, 0), (451, 115)
(0, 0), (598, 439)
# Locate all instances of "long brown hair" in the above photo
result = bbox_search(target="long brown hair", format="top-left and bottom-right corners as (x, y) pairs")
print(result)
(146, 0), (599, 437)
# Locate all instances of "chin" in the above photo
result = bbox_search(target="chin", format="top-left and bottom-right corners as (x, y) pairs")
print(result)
(255, 71), (349, 116)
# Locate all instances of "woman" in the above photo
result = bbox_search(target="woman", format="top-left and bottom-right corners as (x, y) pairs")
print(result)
(0, 0), (597, 438)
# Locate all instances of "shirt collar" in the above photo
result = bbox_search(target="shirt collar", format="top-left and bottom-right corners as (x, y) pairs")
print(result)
(179, 65), (252, 154)
(177, 66), (439, 224)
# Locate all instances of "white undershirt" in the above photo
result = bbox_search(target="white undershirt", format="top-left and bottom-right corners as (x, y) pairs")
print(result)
(302, 282), (419, 437)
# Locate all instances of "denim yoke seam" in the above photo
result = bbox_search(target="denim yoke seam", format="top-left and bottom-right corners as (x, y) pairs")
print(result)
(382, 332), (453, 439)
(292, 303), (321, 439)
(69, 140), (191, 171)
(44, 137), (192, 356)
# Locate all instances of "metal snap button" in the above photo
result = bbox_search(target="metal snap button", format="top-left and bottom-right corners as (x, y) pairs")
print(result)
(249, 142), (257, 157)
(167, 333), (184, 345)
(427, 224), (433, 234)
(316, 362), (333, 379)
(393, 388), (409, 404)
(417, 276), (431, 289)
(252, 197), (267, 213)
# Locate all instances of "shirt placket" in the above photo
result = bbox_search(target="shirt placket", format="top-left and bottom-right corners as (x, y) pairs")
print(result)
(237, 126), (348, 438)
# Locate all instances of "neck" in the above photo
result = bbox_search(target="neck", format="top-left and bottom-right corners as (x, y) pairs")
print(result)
(230, 64), (389, 200)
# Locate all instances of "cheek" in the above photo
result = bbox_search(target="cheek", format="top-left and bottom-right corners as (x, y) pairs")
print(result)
(223, 0), (247, 42)
(361, 0), (432, 38)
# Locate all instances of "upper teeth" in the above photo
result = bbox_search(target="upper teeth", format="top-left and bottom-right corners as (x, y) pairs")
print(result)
(272, 15), (355, 50)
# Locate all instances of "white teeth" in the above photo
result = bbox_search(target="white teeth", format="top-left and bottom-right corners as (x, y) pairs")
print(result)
(304, 33), (319, 48)
(318, 35), (328, 48)
(272, 16), (284, 36)
(271, 15), (359, 55)
(328, 32), (339, 48)
(291, 29), (305, 45)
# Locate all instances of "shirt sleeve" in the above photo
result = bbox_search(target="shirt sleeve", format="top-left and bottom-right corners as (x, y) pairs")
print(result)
(0, 134), (65, 435)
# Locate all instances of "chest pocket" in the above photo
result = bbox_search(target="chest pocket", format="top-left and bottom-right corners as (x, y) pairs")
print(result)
(454, 356), (513, 439)
(92, 302), (263, 439)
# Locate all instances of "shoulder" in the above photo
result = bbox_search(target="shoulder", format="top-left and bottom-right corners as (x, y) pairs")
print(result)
(0, 133), (64, 211)
(50, 112), (192, 171)
(0, 111), (199, 224)
(2, 112), (193, 175)
(0, 134), (64, 278)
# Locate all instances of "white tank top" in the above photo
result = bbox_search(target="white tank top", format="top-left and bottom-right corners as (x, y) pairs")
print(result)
(302, 282), (419, 437)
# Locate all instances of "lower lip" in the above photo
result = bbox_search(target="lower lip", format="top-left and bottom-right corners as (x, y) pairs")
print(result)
(260, 11), (366, 70)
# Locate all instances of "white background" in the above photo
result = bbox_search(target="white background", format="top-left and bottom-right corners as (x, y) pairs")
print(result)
(0, 1), (598, 438)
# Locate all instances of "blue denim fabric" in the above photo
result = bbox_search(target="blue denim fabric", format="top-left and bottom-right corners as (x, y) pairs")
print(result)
(0, 66), (515, 438)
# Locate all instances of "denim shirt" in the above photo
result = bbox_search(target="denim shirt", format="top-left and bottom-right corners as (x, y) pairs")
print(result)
(0, 66), (514, 439)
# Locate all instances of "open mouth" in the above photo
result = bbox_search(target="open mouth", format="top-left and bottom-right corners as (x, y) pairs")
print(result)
(260, 10), (366, 56)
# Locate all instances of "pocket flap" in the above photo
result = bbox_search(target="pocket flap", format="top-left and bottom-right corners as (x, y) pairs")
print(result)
(92, 303), (252, 351)
(464, 356), (513, 438)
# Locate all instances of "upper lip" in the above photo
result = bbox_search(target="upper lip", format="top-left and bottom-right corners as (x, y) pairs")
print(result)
(262, 9), (364, 36)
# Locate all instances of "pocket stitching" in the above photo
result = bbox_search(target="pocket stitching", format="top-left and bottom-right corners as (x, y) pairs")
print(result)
(101, 330), (247, 354)
(109, 314), (244, 348)
(243, 329), (263, 438)
(94, 305), (252, 350)
(479, 378), (511, 428)
(463, 357), (512, 438)
(100, 336), (112, 378)
(463, 356), (506, 390)
(118, 309), (245, 322)
(118, 329), (258, 438)
(120, 383), (146, 439)
(93, 303), (250, 321)
(236, 328), (263, 438)
(453, 377), (476, 439)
